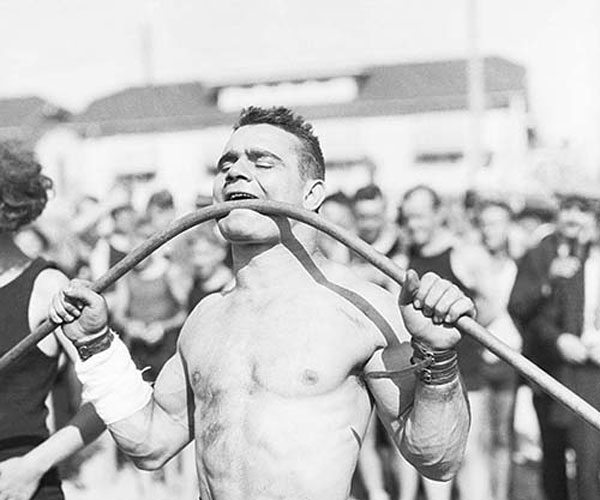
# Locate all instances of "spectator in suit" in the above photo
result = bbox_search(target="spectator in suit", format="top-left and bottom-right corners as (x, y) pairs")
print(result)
(530, 202), (600, 500)
(509, 193), (595, 500)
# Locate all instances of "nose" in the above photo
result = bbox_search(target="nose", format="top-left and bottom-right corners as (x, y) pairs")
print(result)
(225, 158), (252, 184)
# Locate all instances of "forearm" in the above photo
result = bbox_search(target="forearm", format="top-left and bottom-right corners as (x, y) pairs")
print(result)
(73, 334), (191, 469)
(19, 403), (105, 475)
(106, 401), (188, 470)
(399, 378), (470, 481)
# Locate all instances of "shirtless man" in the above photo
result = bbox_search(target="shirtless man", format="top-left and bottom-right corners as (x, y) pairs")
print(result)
(49, 107), (473, 500)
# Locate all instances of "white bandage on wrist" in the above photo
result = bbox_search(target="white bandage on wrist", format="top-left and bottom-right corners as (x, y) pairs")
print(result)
(75, 334), (153, 424)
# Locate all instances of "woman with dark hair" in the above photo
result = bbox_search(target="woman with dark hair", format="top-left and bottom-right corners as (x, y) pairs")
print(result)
(0, 143), (104, 500)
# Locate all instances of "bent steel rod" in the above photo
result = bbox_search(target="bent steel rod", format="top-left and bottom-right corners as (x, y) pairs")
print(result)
(2, 199), (600, 431)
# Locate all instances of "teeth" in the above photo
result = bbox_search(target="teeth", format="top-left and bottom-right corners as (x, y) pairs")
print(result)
(228, 193), (257, 201)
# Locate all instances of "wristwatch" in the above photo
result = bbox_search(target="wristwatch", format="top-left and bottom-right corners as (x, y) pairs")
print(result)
(74, 330), (114, 361)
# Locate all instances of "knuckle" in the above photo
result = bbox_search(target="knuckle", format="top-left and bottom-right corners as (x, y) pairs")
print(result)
(422, 272), (439, 284)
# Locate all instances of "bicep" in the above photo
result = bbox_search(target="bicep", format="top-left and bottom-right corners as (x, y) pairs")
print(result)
(152, 352), (194, 440)
(364, 343), (416, 433)
(360, 286), (416, 431)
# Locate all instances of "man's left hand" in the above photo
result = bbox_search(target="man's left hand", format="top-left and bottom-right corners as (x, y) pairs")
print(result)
(398, 270), (475, 350)
(0, 456), (43, 500)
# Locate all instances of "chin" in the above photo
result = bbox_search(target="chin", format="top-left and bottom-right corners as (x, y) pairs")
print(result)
(217, 209), (280, 244)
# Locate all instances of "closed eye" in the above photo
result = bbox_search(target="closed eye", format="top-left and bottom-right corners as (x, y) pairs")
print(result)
(247, 149), (281, 168)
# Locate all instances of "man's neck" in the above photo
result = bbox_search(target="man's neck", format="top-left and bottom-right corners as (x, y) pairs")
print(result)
(232, 235), (320, 292)
(414, 229), (453, 257)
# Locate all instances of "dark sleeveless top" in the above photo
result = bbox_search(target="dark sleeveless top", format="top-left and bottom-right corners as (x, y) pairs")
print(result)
(409, 247), (485, 391)
(125, 268), (180, 382)
(0, 258), (59, 441)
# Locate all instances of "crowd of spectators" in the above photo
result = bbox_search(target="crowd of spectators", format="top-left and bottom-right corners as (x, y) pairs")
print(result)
(9, 175), (600, 500)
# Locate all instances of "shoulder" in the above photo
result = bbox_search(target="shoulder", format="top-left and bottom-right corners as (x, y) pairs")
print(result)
(451, 241), (489, 266)
(321, 260), (407, 345)
(450, 242), (491, 289)
(32, 267), (70, 302)
(178, 290), (227, 348)
(29, 267), (69, 351)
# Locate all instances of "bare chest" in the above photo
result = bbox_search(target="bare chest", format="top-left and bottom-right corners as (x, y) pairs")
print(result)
(184, 294), (374, 401)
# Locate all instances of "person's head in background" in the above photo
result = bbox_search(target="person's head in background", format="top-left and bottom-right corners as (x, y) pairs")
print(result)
(0, 142), (52, 239)
(110, 204), (137, 236)
(317, 192), (355, 263)
(146, 189), (176, 231)
(556, 194), (596, 242)
(352, 184), (387, 244)
(320, 192), (355, 232)
(476, 200), (513, 255)
(512, 203), (556, 257)
(399, 184), (443, 250)
(76, 194), (100, 216)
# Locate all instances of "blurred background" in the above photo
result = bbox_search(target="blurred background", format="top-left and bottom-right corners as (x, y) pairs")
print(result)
(2, 1), (600, 500)
(2, 0), (600, 209)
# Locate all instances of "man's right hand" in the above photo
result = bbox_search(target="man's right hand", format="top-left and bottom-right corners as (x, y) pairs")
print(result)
(556, 333), (588, 364)
(48, 279), (109, 344)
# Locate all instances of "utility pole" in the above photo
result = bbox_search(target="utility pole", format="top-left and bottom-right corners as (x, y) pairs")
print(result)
(466, 0), (485, 179)
(141, 21), (155, 86)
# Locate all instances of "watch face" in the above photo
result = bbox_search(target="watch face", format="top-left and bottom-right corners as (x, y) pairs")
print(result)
(78, 345), (91, 359)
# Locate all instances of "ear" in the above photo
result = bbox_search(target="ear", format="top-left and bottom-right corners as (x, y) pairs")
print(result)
(302, 179), (326, 211)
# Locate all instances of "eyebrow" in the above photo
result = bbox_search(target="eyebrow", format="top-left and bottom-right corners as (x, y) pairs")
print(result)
(245, 148), (283, 163)
(217, 148), (283, 170)
(217, 151), (238, 170)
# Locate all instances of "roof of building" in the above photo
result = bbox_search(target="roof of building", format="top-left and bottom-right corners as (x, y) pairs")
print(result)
(360, 56), (526, 100)
(0, 96), (69, 138)
(73, 56), (527, 137)
(80, 82), (216, 123)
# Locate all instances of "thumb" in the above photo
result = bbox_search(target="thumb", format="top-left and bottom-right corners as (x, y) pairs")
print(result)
(398, 269), (420, 307)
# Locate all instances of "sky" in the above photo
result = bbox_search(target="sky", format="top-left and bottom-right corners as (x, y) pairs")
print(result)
(1, 0), (599, 153)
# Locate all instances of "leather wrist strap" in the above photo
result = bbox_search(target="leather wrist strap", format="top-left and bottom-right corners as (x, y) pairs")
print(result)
(74, 328), (114, 361)
(411, 338), (459, 385)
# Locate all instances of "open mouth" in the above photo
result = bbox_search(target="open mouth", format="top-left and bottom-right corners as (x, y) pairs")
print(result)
(225, 192), (259, 201)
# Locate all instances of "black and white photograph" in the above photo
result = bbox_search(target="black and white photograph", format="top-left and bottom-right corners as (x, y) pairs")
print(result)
(1, 1), (600, 499)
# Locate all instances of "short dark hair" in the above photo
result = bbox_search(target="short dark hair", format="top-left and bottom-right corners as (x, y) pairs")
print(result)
(353, 184), (384, 203)
(233, 106), (325, 180)
(402, 184), (442, 211)
(0, 142), (52, 233)
(110, 204), (135, 219)
(558, 193), (596, 213)
(323, 191), (352, 208)
(147, 189), (174, 210)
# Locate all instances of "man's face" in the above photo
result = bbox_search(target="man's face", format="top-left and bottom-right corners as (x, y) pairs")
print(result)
(353, 197), (386, 244)
(557, 202), (592, 240)
(213, 124), (319, 244)
(401, 191), (441, 247)
(479, 205), (511, 253)
(320, 200), (355, 232)
(113, 208), (136, 234)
